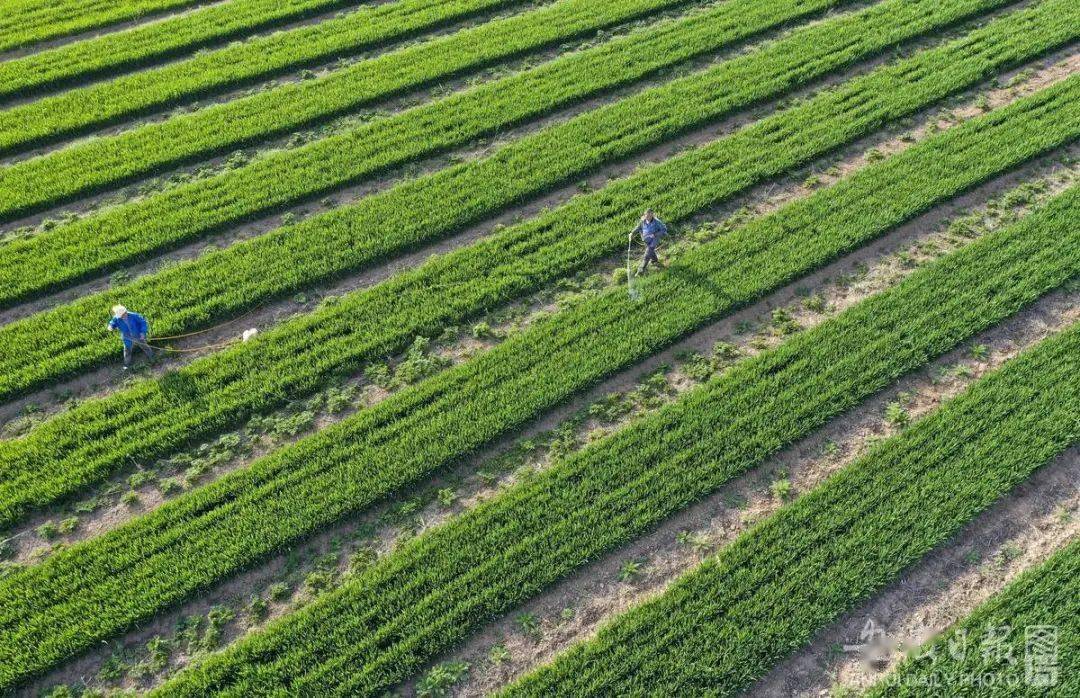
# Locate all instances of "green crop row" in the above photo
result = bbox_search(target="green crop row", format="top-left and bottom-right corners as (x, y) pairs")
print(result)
(870, 540), (1080, 697)
(0, 0), (205, 53)
(1, 91), (1075, 690)
(0, 0), (1063, 398)
(0, 0), (673, 156)
(1, 21), (1075, 533)
(0, 0), (858, 234)
(0, 0), (356, 100)
(505, 312), (1080, 698)
(157, 194), (1080, 695)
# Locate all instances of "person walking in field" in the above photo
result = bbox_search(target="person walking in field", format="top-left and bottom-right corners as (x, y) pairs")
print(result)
(106, 304), (154, 370)
(631, 208), (668, 274)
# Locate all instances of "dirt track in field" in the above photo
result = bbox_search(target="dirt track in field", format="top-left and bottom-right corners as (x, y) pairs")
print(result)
(3, 32), (1067, 442)
(0, 0), (224, 64)
(0, 0), (403, 111)
(6, 29), (1078, 697)
(398, 220), (1080, 698)
(748, 446), (1079, 697)
(8, 55), (1070, 562)
(19, 141), (1076, 696)
(0, 0), (856, 309)
(6, 48), (1074, 566)
(0, 0), (545, 157)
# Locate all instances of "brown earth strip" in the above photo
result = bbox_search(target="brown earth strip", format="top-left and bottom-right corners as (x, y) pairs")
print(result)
(3, 67), (1075, 565)
(15, 156), (1076, 694)
(422, 292), (1080, 698)
(747, 447), (1079, 698)
(2, 40), (1068, 439)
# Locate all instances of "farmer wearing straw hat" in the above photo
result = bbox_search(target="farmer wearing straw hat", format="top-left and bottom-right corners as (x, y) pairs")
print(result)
(106, 304), (154, 370)
(630, 209), (668, 274)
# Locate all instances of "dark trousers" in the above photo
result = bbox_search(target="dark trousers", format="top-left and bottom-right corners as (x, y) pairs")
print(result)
(123, 339), (154, 367)
(640, 243), (660, 271)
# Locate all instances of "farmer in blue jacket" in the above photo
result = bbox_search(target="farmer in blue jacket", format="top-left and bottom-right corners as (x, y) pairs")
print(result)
(631, 209), (668, 274)
(106, 304), (154, 370)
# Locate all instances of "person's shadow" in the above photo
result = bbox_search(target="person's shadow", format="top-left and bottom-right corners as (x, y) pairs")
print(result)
(650, 260), (800, 376)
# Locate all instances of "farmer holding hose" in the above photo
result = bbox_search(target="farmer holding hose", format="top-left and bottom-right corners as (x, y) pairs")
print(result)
(631, 209), (668, 274)
(106, 304), (154, 370)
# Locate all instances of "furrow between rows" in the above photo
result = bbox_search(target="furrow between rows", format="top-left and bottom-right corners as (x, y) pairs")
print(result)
(0, 78), (1073, 690)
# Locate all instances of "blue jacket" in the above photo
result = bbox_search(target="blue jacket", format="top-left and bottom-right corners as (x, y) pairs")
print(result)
(635, 217), (668, 247)
(109, 312), (149, 347)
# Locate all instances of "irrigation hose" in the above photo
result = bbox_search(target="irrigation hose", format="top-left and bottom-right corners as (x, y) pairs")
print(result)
(146, 339), (239, 354)
(0, 527), (32, 547)
(118, 229), (667, 353)
(148, 300), (267, 341)
(109, 300), (270, 354)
